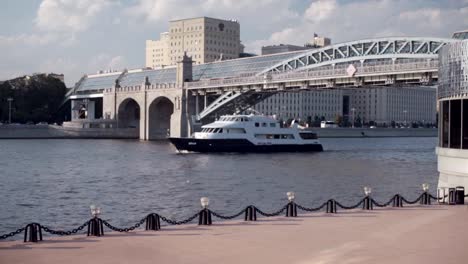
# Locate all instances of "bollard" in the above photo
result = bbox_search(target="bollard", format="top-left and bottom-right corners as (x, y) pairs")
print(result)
(24, 223), (43, 243)
(145, 213), (161, 231)
(420, 192), (431, 205)
(437, 188), (446, 204)
(392, 195), (403, 207)
(326, 199), (337, 213)
(448, 188), (456, 205)
(363, 197), (373, 210)
(455, 186), (465, 205)
(198, 208), (212, 225)
(286, 202), (297, 217)
(244, 206), (257, 221)
(87, 218), (104, 236)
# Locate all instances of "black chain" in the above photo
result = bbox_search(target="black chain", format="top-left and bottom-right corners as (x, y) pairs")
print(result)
(42, 221), (89, 236)
(211, 209), (246, 220)
(296, 202), (328, 212)
(371, 197), (394, 207)
(159, 213), (199, 225)
(401, 194), (423, 204)
(0, 228), (25, 240)
(102, 218), (146, 232)
(336, 199), (364, 210)
(255, 205), (288, 217)
(429, 194), (448, 200)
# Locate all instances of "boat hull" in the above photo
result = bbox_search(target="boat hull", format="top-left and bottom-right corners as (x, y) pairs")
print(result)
(169, 138), (323, 153)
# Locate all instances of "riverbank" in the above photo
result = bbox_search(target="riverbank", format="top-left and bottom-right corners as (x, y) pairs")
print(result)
(0, 125), (137, 139)
(0, 125), (436, 139)
(313, 127), (437, 138)
(1, 205), (466, 264)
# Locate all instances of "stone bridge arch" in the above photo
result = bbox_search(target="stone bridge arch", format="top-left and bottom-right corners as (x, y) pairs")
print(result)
(117, 98), (141, 130)
(148, 96), (175, 140)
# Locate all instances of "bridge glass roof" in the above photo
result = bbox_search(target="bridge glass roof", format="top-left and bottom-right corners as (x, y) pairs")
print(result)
(74, 51), (304, 93)
(78, 74), (121, 92)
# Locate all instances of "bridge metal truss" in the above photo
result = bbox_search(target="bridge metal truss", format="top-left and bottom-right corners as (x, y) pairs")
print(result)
(190, 37), (457, 121)
(258, 37), (456, 74)
(195, 90), (275, 121)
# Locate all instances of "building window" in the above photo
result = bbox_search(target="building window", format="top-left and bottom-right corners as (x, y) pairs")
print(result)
(441, 101), (449, 148)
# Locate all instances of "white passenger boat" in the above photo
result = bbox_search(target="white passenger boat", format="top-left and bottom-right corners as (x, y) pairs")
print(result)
(169, 114), (323, 153)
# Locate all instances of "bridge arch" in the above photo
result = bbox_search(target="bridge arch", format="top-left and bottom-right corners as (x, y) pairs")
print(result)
(148, 96), (174, 140)
(258, 37), (457, 74)
(117, 98), (141, 131)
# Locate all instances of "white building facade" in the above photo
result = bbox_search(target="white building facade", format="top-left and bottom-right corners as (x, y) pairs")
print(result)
(146, 17), (241, 68)
(436, 34), (468, 192)
(253, 86), (436, 125)
(351, 86), (437, 125)
(253, 90), (343, 122)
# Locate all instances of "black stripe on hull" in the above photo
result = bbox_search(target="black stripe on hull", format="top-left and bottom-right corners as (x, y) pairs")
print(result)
(169, 138), (323, 153)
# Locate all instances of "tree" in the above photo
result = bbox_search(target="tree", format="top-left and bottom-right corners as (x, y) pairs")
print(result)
(0, 74), (67, 123)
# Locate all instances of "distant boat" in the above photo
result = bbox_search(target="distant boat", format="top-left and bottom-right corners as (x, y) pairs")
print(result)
(169, 114), (323, 153)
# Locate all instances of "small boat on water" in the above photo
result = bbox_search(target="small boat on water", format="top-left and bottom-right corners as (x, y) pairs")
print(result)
(169, 114), (323, 153)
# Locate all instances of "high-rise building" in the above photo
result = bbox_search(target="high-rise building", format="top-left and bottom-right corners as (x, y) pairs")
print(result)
(145, 32), (171, 68)
(145, 17), (241, 68)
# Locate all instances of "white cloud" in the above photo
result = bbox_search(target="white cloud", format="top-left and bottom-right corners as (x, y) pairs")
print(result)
(124, 0), (299, 31)
(35, 0), (116, 33)
(304, 0), (337, 23)
(246, 0), (468, 53)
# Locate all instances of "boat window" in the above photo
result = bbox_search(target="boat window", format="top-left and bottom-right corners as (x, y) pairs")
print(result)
(262, 123), (267, 127)
(274, 135), (280, 139)
(229, 128), (246, 134)
(244, 117), (250, 122)
(235, 118), (240, 122)
(218, 128), (223, 133)
(281, 134), (295, 139)
(255, 122), (259, 127)
(270, 123), (276, 127)
(299, 133), (317, 139)
(266, 134), (273, 139)
(213, 128), (220, 133)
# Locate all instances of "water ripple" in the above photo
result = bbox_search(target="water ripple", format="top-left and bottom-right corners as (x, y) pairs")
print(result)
(0, 137), (437, 235)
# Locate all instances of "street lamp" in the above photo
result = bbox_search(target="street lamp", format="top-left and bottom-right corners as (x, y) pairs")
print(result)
(286, 191), (295, 202)
(351, 108), (356, 128)
(200, 197), (210, 209)
(7, 97), (13, 124)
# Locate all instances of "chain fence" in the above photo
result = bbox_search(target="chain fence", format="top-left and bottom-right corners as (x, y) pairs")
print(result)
(1, 191), (465, 241)
(42, 221), (89, 236)
(296, 202), (328, 212)
(159, 213), (199, 225)
(255, 205), (288, 217)
(211, 208), (247, 220)
(336, 199), (365, 210)
(102, 218), (146, 232)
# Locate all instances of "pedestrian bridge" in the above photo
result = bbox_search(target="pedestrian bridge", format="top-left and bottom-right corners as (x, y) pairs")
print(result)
(66, 37), (457, 139)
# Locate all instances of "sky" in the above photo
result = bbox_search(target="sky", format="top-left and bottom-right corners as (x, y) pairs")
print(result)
(0, 0), (467, 86)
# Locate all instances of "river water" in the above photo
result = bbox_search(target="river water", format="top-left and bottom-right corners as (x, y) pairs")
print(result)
(0, 138), (437, 235)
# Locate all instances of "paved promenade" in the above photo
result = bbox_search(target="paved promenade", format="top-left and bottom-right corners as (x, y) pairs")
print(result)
(1, 205), (467, 264)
